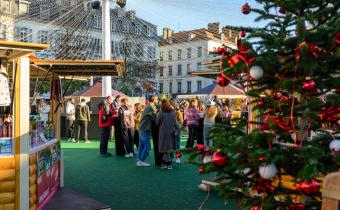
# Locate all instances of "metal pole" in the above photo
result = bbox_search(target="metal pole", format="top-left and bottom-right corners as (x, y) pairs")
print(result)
(101, 0), (111, 97)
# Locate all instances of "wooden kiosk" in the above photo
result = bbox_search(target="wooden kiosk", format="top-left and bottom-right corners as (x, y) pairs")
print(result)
(0, 40), (124, 210)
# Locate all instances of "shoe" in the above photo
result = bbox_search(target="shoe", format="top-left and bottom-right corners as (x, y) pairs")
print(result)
(67, 138), (71, 142)
(71, 139), (76, 143)
(167, 165), (173, 170)
(198, 183), (210, 191)
(84, 140), (91, 144)
(125, 154), (130, 158)
(138, 161), (151, 167)
(129, 153), (133, 158)
(161, 164), (167, 169)
(175, 158), (181, 164)
(100, 153), (111, 158)
(106, 153), (112, 157)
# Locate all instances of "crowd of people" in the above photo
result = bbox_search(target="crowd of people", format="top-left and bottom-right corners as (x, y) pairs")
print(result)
(65, 95), (247, 170)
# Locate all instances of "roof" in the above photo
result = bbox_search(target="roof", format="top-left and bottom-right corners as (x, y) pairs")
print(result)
(31, 59), (124, 76)
(159, 28), (226, 46)
(70, 82), (127, 97)
(0, 40), (48, 60)
(194, 82), (245, 97)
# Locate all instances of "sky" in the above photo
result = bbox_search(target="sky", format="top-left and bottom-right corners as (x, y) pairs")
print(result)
(125, 0), (262, 34)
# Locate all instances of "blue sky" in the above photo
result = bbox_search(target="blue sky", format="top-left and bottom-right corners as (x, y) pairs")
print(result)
(125, 0), (262, 34)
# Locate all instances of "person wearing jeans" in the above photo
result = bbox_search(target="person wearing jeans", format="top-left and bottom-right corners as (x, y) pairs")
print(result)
(184, 99), (200, 148)
(203, 101), (218, 148)
(137, 95), (158, 167)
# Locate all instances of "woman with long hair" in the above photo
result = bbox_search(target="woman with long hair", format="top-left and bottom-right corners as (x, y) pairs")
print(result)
(184, 99), (200, 148)
(156, 99), (180, 169)
(134, 103), (143, 151)
(203, 101), (218, 148)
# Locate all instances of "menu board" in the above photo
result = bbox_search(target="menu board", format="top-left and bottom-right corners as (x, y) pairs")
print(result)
(36, 143), (60, 210)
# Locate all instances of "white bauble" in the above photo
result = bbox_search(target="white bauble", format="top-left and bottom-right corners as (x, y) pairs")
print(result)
(203, 155), (212, 164)
(259, 164), (277, 179)
(329, 140), (340, 153)
(250, 65), (264, 80)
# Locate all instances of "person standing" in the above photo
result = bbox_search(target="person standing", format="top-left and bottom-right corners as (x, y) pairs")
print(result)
(157, 99), (180, 170)
(38, 99), (50, 124)
(203, 101), (218, 148)
(184, 99), (200, 148)
(171, 101), (183, 164)
(112, 95), (125, 156)
(65, 98), (76, 142)
(75, 98), (91, 143)
(137, 95), (158, 167)
(119, 98), (135, 158)
(99, 95), (114, 157)
(133, 103), (143, 151)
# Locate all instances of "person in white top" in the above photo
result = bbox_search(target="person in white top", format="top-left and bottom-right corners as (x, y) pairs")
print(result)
(66, 98), (76, 142)
(203, 100), (218, 148)
(38, 99), (50, 124)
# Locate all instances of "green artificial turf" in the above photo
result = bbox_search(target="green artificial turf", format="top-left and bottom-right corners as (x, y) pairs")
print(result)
(61, 137), (236, 210)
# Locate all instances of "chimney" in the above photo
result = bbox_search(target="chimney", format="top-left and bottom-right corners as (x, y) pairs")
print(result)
(162, 27), (172, 39)
(207, 22), (221, 34)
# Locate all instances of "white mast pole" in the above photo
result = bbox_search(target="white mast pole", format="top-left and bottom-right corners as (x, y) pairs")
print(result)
(101, 0), (111, 97)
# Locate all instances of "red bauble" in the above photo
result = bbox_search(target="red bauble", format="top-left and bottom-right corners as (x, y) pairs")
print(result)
(279, 6), (287, 14)
(256, 177), (274, 194)
(216, 74), (230, 87)
(199, 166), (205, 174)
(288, 203), (306, 210)
(196, 144), (206, 151)
(215, 47), (226, 55)
(241, 3), (251, 15)
(175, 152), (182, 158)
(250, 206), (261, 210)
(274, 92), (282, 100)
(258, 156), (265, 161)
(298, 179), (320, 196)
(212, 150), (228, 168)
(302, 79), (316, 91)
(239, 31), (246, 37)
(258, 99), (264, 106)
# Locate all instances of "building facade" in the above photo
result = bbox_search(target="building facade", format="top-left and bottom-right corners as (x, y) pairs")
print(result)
(157, 23), (238, 95)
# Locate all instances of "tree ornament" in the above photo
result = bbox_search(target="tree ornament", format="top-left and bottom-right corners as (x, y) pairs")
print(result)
(250, 206), (261, 210)
(279, 7), (287, 14)
(241, 3), (251, 15)
(196, 144), (206, 151)
(215, 47), (226, 55)
(203, 152), (212, 164)
(175, 152), (182, 158)
(302, 79), (316, 91)
(258, 156), (265, 161)
(259, 163), (277, 179)
(250, 65), (264, 80)
(199, 166), (205, 174)
(329, 139), (340, 153)
(257, 99), (264, 107)
(298, 179), (320, 196)
(256, 177), (274, 193)
(212, 150), (228, 167)
(216, 74), (230, 87)
(287, 203), (306, 210)
(91, 0), (101, 9)
(239, 31), (246, 37)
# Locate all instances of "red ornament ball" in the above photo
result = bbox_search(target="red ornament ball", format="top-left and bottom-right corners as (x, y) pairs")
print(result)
(175, 152), (182, 158)
(279, 6), (287, 14)
(302, 79), (316, 91)
(216, 74), (230, 87)
(298, 179), (320, 196)
(241, 3), (251, 15)
(239, 31), (246, 37)
(288, 203), (306, 210)
(199, 166), (205, 174)
(212, 150), (228, 167)
(250, 206), (261, 210)
(215, 47), (226, 55)
(258, 99), (264, 106)
(196, 144), (206, 151)
(258, 156), (265, 161)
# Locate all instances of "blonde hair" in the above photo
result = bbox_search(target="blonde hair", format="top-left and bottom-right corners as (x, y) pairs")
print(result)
(206, 105), (217, 118)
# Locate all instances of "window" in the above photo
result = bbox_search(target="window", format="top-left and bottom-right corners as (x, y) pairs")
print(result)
(38, 31), (48, 44)
(1, 0), (11, 13)
(159, 51), (163, 61)
(197, 46), (202, 57)
(17, 27), (32, 42)
(197, 62), (202, 70)
(177, 82), (182, 93)
(147, 27), (151, 37)
(136, 24), (141, 35)
(135, 44), (143, 57)
(168, 66), (172, 76)
(197, 81), (202, 91)
(0, 25), (7, 39)
(187, 47), (191, 59)
(147, 46), (154, 59)
(169, 82), (173, 94)
(177, 49), (182, 60)
(19, 2), (29, 15)
(187, 64), (191, 74)
(177, 64), (182, 76)
(159, 67), (164, 77)
(94, 16), (101, 29)
(187, 81), (191, 93)
(168, 50), (172, 60)
(159, 83), (163, 94)
(40, 5), (50, 20)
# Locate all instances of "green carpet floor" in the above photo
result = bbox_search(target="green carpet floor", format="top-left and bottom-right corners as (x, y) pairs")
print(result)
(61, 138), (235, 210)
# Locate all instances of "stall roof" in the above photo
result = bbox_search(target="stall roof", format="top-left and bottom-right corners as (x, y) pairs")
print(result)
(68, 82), (127, 97)
(31, 59), (124, 76)
(0, 40), (48, 60)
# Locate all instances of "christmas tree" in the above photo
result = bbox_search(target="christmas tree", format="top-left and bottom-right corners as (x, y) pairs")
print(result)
(187, 0), (339, 209)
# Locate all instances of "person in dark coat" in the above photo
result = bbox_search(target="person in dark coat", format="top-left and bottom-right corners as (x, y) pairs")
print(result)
(98, 95), (115, 157)
(112, 95), (125, 156)
(156, 99), (180, 170)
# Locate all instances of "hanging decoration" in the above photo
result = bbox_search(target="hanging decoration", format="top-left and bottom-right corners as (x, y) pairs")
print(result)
(216, 73), (230, 87)
(241, 3), (251, 15)
(329, 139), (340, 153)
(297, 179), (320, 196)
(211, 150), (228, 167)
(259, 163), (277, 179)
(250, 65), (264, 80)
